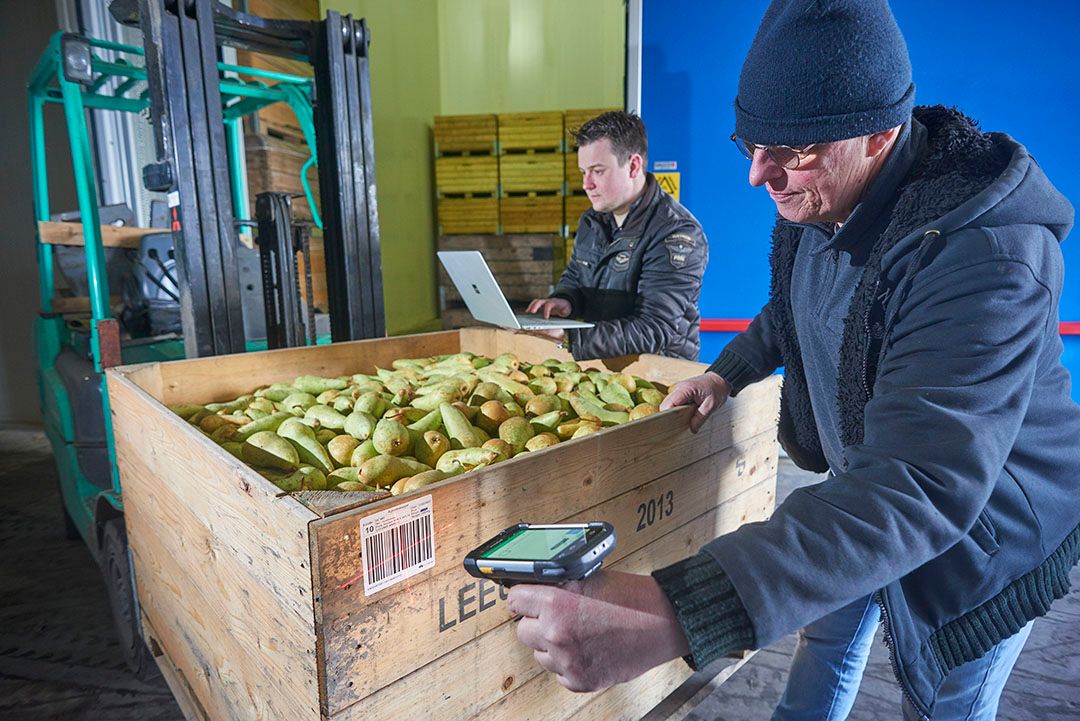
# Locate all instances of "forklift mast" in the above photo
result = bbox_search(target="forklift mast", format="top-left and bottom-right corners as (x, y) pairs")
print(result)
(113, 0), (385, 355)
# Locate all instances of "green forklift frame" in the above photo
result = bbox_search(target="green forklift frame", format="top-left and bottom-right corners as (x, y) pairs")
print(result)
(28, 30), (321, 557)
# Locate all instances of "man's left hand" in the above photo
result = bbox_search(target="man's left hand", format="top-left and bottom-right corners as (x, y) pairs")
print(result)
(507, 570), (690, 692)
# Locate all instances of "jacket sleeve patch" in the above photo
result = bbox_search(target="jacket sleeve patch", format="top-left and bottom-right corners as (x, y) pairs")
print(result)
(664, 233), (697, 269)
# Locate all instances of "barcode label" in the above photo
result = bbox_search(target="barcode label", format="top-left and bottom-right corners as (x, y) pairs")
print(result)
(360, 495), (435, 595)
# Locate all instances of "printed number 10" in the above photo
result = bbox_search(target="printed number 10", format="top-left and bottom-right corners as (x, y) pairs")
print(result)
(637, 490), (674, 531)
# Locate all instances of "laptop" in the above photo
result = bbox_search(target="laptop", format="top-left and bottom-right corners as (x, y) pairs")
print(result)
(437, 251), (594, 331)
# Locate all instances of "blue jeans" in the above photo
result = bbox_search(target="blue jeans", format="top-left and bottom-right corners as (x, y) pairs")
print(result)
(772, 594), (1033, 721)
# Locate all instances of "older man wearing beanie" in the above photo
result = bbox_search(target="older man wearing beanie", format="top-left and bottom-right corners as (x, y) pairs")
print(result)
(504, 1), (1080, 720)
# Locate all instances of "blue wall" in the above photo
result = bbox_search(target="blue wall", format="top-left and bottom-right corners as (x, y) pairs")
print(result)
(641, 0), (1079, 399)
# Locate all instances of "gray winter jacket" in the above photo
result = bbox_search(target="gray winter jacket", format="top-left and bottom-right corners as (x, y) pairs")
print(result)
(552, 174), (707, 361)
(655, 106), (1080, 719)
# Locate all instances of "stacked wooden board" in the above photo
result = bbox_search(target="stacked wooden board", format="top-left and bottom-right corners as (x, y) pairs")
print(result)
(106, 328), (782, 721)
(498, 112), (565, 234)
(434, 114), (500, 235)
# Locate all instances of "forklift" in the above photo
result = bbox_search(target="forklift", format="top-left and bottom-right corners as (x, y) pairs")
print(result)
(29, 0), (385, 677)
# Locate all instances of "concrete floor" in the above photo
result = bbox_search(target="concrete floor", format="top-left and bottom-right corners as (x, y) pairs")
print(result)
(1, 427), (1077, 720)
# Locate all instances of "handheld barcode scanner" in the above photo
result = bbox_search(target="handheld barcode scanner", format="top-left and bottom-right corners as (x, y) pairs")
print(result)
(463, 522), (616, 587)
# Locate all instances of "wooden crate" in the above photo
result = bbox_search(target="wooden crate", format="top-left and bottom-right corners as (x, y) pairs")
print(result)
(501, 194), (564, 234)
(565, 192), (592, 234)
(245, 133), (327, 311)
(435, 155), (499, 196)
(106, 330), (780, 721)
(434, 114), (498, 154)
(564, 107), (621, 150)
(564, 151), (582, 191)
(499, 151), (565, 194)
(498, 111), (564, 152)
(438, 234), (558, 304)
(437, 197), (500, 235)
(235, 0), (319, 142)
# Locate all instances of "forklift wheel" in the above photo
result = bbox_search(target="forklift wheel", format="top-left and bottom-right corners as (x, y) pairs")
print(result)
(102, 519), (161, 681)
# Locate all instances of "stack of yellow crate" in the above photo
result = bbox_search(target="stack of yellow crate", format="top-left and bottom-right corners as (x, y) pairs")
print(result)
(434, 114), (500, 234)
(497, 111), (565, 235)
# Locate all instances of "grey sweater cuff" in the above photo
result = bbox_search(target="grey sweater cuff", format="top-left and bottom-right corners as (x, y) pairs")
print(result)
(652, 552), (756, 670)
(707, 349), (759, 397)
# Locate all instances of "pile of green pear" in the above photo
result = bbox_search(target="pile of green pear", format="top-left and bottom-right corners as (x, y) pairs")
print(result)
(168, 352), (668, 497)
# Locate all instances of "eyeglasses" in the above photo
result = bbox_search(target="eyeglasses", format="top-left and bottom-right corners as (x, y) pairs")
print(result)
(730, 133), (819, 170)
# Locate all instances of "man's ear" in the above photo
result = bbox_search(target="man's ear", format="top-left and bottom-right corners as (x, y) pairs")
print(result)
(867, 125), (901, 157)
(628, 153), (644, 178)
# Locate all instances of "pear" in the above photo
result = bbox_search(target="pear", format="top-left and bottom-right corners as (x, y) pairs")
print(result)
(440, 402), (483, 449)
(360, 456), (431, 488)
(401, 469), (449, 494)
(524, 432), (560, 452)
(372, 418), (412, 456)
(414, 430), (450, 467)
(305, 404), (348, 431)
(498, 416), (535, 453)
(234, 411), (292, 441)
(293, 375), (347, 395)
(332, 395), (356, 414)
(327, 435), (361, 467)
(282, 392), (317, 415)
(168, 404), (205, 420)
(350, 439), (378, 467)
(316, 389), (341, 404)
(482, 438), (514, 461)
(525, 394), (561, 417)
(334, 480), (381, 492)
(637, 388), (666, 406)
(528, 377), (558, 396)
(571, 422), (602, 439)
(254, 384), (293, 402)
(436, 447), (500, 473)
(530, 410), (565, 433)
(599, 382), (634, 409)
(271, 466), (327, 492)
(242, 431), (299, 470)
(629, 403), (660, 421)
(277, 418), (335, 474)
(476, 400), (511, 435)
(315, 428), (338, 445)
(344, 410), (377, 441)
(353, 391), (388, 419)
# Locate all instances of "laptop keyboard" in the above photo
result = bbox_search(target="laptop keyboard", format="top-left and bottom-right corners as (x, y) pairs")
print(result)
(515, 314), (572, 328)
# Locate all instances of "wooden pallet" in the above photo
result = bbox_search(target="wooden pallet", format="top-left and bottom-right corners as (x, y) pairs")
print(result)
(501, 193), (564, 234)
(498, 111), (564, 152)
(565, 192), (592, 234)
(438, 234), (559, 303)
(436, 196), (499, 235)
(564, 107), (621, 149)
(245, 133), (327, 311)
(435, 155), (499, 195)
(234, 0), (318, 143)
(107, 329), (781, 721)
(434, 114), (498, 154)
(499, 151), (564, 194)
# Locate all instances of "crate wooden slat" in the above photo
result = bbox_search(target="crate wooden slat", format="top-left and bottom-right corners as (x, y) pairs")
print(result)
(106, 329), (781, 721)
(435, 155), (499, 195)
(436, 197), (500, 235)
(501, 194), (564, 234)
(499, 152), (564, 193)
(498, 111), (564, 152)
(564, 107), (621, 149)
(565, 193), (592, 234)
(434, 114), (497, 154)
(564, 151), (582, 190)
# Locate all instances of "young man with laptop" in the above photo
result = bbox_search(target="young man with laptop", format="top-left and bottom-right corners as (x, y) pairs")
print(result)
(527, 111), (708, 360)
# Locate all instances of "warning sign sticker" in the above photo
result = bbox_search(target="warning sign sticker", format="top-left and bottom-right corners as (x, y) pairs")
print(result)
(655, 172), (680, 201)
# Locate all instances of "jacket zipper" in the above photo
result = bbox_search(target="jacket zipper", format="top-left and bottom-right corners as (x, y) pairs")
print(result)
(875, 590), (929, 720)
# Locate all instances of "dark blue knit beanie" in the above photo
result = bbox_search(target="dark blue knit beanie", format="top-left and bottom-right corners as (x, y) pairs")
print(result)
(735, 0), (915, 146)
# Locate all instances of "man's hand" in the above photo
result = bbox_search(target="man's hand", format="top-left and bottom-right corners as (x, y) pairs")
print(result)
(527, 297), (572, 319)
(660, 373), (732, 433)
(507, 570), (690, 693)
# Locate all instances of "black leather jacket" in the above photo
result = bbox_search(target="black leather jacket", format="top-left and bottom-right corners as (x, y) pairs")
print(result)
(553, 174), (708, 360)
